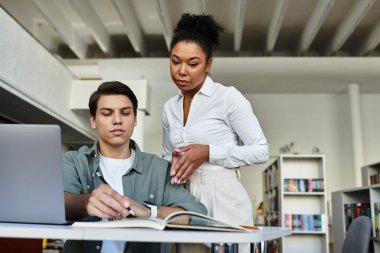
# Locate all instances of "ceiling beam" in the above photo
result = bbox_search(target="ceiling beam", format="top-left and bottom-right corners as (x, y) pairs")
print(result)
(155, 0), (173, 50)
(296, 0), (335, 55)
(69, 0), (114, 57)
(357, 18), (380, 56)
(234, 0), (247, 52)
(32, 0), (87, 59)
(325, 0), (376, 56)
(266, 0), (289, 54)
(112, 0), (147, 56)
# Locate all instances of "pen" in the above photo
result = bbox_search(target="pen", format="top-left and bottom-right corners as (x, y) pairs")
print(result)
(95, 172), (135, 217)
(96, 171), (108, 185)
(240, 225), (262, 230)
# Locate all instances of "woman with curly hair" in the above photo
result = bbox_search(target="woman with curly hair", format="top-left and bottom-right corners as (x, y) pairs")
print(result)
(162, 13), (269, 248)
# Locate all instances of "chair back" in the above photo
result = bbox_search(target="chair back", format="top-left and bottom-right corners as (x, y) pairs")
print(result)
(341, 216), (372, 253)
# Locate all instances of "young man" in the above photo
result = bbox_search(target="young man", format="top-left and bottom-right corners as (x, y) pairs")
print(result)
(62, 81), (206, 253)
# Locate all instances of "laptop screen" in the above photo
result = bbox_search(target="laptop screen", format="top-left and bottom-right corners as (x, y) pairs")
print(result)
(0, 124), (67, 224)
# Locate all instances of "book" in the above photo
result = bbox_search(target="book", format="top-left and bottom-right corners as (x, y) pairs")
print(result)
(72, 211), (260, 232)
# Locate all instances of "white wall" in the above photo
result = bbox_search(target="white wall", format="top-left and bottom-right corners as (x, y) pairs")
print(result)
(243, 92), (380, 210)
(240, 94), (354, 210)
(362, 94), (380, 164)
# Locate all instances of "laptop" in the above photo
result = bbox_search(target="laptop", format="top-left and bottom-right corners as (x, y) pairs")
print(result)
(0, 124), (68, 224)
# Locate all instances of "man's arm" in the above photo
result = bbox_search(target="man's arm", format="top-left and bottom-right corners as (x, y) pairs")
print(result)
(65, 184), (131, 220)
(65, 184), (185, 221)
(123, 196), (188, 223)
(157, 206), (189, 224)
(64, 192), (90, 219)
(157, 206), (184, 219)
(162, 161), (208, 219)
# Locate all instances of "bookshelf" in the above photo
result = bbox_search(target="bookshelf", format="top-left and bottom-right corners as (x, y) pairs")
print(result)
(362, 162), (380, 186)
(332, 184), (380, 253)
(263, 154), (328, 253)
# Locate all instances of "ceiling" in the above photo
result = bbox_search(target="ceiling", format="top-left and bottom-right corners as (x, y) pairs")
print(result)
(1, 0), (380, 59)
(1, 0), (380, 146)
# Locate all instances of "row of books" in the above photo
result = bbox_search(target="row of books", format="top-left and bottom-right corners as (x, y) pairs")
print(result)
(284, 213), (326, 232)
(374, 202), (380, 236)
(344, 203), (371, 231)
(263, 164), (279, 190)
(43, 238), (63, 253)
(268, 240), (280, 253)
(263, 188), (279, 213)
(369, 173), (380, 185)
(283, 178), (324, 192)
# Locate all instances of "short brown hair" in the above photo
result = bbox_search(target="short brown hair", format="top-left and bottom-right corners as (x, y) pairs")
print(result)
(88, 81), (138, 118)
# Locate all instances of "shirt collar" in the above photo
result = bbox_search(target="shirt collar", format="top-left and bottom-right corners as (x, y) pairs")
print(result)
(83, 142), (99, 156)
(130, 140), (144, 174)
(176, 76), (214, 102)
(87, 139), (144, 174)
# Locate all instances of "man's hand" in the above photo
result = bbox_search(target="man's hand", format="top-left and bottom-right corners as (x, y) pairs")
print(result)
(170, 144), (209, 184)
(65, 190), (188, 221)
(86, 184), (131, 219)
(123, 196), (151, 218)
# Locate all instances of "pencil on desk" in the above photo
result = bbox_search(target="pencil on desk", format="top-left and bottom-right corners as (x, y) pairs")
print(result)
(240, 225), (262, 230)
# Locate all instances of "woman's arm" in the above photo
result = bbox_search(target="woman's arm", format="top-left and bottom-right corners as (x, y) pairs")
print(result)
(209, 87), (269, 167)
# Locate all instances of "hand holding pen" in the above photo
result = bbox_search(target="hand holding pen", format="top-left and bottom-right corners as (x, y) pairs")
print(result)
(89, 172), (135, 219)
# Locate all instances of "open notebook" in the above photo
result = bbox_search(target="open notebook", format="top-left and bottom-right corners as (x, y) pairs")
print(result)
(0, 124), (68, 224)
(72, 210), (261, 232)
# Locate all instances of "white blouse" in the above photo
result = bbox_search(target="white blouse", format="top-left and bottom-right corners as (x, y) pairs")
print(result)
(162, 76), (269, 170)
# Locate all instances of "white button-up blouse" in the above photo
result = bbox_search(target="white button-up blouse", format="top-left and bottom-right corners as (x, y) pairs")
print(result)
(162, 76), (269, 170)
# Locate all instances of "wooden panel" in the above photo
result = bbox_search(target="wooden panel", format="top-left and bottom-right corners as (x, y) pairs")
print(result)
(0, 238), (42, 253)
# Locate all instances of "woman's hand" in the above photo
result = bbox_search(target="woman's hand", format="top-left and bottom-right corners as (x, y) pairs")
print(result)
(170, 144), (209, 184)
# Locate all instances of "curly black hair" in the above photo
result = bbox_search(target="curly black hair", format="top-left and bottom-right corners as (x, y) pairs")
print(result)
(170, 13), (224, 60)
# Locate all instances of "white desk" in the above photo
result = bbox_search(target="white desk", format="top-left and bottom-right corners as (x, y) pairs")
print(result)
(0, 223), (291, 252)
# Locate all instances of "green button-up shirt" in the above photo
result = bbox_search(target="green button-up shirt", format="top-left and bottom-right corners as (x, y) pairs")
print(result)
(62, 140), (206, 253)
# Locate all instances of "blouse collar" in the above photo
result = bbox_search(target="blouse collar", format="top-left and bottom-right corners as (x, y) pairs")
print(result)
(176, 76), (214, 102)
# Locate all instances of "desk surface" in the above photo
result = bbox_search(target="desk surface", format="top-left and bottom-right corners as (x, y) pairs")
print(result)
(0, 223), (291, 243)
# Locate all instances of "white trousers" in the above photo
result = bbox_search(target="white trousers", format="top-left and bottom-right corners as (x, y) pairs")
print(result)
(189, 168), (253, 253)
